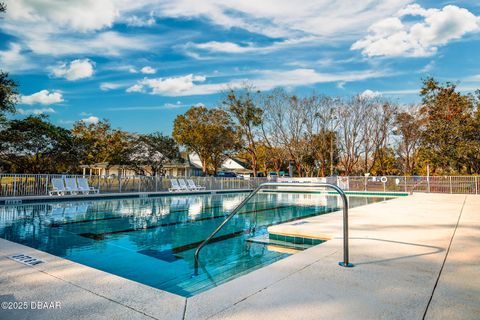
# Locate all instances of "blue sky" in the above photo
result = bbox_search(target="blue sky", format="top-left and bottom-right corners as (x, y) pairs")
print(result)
(1, 0), (479, 134)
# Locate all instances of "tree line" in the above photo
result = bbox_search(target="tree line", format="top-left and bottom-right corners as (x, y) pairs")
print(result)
(173, 80), (480, 176)
(1, 75), (479, 176)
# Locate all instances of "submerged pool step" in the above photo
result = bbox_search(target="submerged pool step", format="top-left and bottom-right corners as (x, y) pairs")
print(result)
(246, 234), (312, 252)
(267, 220), (331, 246)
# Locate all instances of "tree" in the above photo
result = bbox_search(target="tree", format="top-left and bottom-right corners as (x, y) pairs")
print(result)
(370, 147), (400, 176)
(360, 100), (396, 174)
(173, 106), (238, 175)
(0, 72), (17, 122)
(0, 3), (16, 121)
(312, 130), (339, 176)
(0, 116), (80, 173)
(394, 106), (423, 175)
(419, 77), (480, 174)
(129, 132), (181, 176)
(223, 85), (263, 176)
(337, 96), (366, 175)
(261, 89), (308, 176)
(72, 119), (132, 169)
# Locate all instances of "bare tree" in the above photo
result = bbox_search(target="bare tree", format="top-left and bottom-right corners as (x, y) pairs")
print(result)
(315, 96), (340, 176)
(360, 98), (397, 174)
(261, 88), (308, 176)
(337, 96), (366, 175)
(223, 84), (263, 176)
(394, 105), (423, 175)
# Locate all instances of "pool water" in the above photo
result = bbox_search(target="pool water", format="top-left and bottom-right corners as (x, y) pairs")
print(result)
(0, 192), (392, 297)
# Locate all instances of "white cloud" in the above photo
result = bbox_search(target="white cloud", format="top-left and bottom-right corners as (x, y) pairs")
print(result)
(100, 82), (123, 91)
(20, 90), (64, 105)
(126, 84), (145, 93)
(140, 66), (156, 74)
(50, 59), (94, 81)
(156, 1), (411, 39)
(352, 4), (480, 57)
(106, 102), (202, 111)
(4, 0), (117, 32)
(17, 107), (56, 115)
(23, 31), (154, 56)
(0, 0), (417, 68)
(81, 116), (100, 124)
(360, 89), (382, 99)
(190, 41), (257, 53)
(420, 60), (435, 73)
(126, 68), (386, 97)
(127, 74), (207, 96)
(126, 13), (155, 27)
(184, 37), (319, 56)
(0, 43), (31, 71)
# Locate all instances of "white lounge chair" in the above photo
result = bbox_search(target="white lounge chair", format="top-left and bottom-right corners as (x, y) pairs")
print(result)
(177, 179), (191, 191)
(168, 179), (183, 192)
(187, 179), (206, 190)
(49, 178), (66, 196)
(77, 178), (99, 194)
(64, 178), (80, 195)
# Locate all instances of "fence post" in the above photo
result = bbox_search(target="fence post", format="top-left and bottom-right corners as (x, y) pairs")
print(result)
(475, 176), (478, 195)
(449, 176), (452, 194)
(45, 174), (49, 196)
(13, 174), (17, 197)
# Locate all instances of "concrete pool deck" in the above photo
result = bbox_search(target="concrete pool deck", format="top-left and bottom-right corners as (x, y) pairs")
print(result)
(0, 193), (478, 319)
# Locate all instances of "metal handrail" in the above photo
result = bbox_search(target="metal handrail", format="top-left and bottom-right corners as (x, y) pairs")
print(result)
(194, 182), (354, 273)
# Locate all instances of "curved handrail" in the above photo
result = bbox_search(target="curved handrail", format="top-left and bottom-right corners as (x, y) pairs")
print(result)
(194, 182), (353, 273)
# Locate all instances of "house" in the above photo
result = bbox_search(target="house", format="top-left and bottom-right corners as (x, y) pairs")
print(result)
(80, 153), (252, 177)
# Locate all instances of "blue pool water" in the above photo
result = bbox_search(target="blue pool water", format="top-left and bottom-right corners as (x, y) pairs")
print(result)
(0, 192), (391, 296)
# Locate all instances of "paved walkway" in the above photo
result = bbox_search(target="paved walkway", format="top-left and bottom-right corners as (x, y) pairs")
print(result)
(0, 194), (478, 319)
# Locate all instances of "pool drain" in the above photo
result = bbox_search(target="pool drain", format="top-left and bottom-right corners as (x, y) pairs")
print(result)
(9, 254), (45, 266)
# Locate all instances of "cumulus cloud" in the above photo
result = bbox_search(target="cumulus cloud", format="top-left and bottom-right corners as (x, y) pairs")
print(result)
(126, 68), (385, 97)
(20, 90), (64, 105)
(126, 74), (207, 96)
(50, 59), (94, 80)
(81, 116), (100, 124)
(140, 66), (156, 74)
(352, 4), (480, 57)
(360, 89), (382, 99)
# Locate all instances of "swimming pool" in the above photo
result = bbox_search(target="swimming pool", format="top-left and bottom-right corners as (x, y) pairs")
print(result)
(0, 192), (393, 297)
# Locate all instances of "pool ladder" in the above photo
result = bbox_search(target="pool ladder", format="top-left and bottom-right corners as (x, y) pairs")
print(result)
(194, 182), (354, 274)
